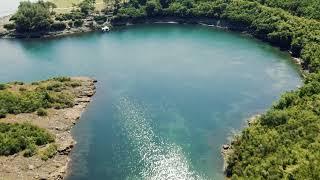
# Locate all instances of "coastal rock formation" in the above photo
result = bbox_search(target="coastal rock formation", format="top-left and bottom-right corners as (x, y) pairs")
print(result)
(0, 77), (97, 180)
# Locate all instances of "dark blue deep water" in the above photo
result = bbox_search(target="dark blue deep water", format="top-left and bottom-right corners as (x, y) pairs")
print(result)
(0, 24), (301, 179)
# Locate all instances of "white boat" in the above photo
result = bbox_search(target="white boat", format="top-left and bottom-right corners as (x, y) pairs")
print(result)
(101, 26), (110, 32)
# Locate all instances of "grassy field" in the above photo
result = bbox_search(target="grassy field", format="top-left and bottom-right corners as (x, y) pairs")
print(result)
(50, 0), (107, 13)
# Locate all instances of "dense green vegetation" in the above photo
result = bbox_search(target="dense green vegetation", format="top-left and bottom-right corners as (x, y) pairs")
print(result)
(0, 123), (54, 156)
(226, 73), (320, 179)
(7, 0), (102, 33)
(112, 0), (320, 179)
(249, 0), (320, 19)
(0, 77), (76, 118)
(10, 1), (56, 33)
(79, 0), (96, 15)
(38, 144), (58, 161)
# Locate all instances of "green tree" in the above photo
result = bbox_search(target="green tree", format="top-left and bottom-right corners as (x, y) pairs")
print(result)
(145, 0), (162, 16)
(11, 1), (54, 33)
(79, 0), (96, 15)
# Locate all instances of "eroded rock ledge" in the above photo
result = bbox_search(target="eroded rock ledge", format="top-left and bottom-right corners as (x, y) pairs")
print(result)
(0, 77), (97, 180)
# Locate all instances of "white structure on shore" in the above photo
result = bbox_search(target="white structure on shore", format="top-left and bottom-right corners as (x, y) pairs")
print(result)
(102, 26), (110, 32)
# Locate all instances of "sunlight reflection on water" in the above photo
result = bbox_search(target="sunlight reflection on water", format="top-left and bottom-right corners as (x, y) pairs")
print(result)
(117, 97), (207, 180)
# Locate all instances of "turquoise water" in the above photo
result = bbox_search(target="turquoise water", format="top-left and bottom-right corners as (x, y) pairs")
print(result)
(0, 24), (301, 179)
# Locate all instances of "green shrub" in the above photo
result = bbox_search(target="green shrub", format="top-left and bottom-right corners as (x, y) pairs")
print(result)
(0, 109), (7, 119)
(52, 103), (63, 110)
(46, 82), (64, 92)
(52, 77), (71, 82)
(0, 84), (6, 90)
(19, 87), (26, 91)
(0, 90), (51, 114)
(11, 1), (54, 33)
(68, 21), (73, 28)
(3, 23), (15, 30)
(50, 22), (66, 31)
(68, 81), (81, 88)
(0, 123), (54, 156)
(50, 92), (74, 108)
(23, 143), (37, 157)
(0, 83), (75, 116)
(94, 15), (107, 23)
(78, 0), (95, 15)
(74, 19), (84, 27)
(55, 11), (85, 21)
(13, 81), (24, 85)
(38, 144), (57, 161)
(37, 108), (48, 116)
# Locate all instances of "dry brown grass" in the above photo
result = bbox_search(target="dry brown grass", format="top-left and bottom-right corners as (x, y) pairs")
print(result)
(50, 0), (108, 13)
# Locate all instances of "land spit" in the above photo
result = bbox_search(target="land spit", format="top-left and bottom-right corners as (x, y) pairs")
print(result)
(0, 77), (97, 180)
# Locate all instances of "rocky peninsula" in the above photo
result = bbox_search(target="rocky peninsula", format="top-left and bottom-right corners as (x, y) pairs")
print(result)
(0, 77), (96, 180)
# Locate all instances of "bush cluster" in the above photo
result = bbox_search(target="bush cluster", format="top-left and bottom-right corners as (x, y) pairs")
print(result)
(55, 11), (85, 21)
(79, 0), (96, 15)
(10, 1), (56, 33)
(3, 23), (15, 30)
(0, 84), (6, 90)
(74, 19), (84, 27)
(37, 108), (48, 116)
(50, 22), (66, 31)
(0, 123), (54, 156)
(0, 77), (76, 118)
(38, 144), (57, 161)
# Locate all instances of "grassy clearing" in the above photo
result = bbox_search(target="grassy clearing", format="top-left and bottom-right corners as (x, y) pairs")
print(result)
(0, 77), (82, 118)
(50, 0), (107, 13)
(0, 123), (54, 156)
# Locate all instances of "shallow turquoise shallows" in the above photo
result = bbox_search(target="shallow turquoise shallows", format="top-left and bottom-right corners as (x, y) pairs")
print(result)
(0, 24), (301, 180)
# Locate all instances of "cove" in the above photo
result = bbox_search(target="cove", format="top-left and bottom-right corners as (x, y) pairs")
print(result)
(0, 24), (301, 179)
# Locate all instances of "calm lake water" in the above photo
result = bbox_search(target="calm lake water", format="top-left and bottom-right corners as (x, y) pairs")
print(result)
(0, 24), (301, 179)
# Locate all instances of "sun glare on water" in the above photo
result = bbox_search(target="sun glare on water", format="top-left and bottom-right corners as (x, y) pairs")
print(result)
(116, 97), (206, 180)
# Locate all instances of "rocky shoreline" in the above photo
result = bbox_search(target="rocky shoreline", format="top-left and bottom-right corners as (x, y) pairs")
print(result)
(0, 77), (97, 180)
